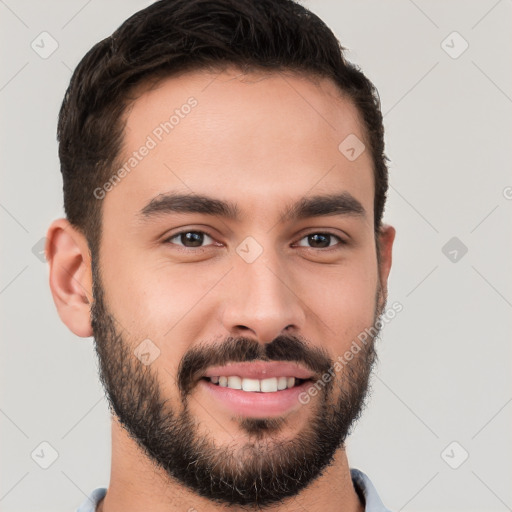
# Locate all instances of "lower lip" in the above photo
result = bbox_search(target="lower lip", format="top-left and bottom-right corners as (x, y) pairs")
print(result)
(199, 379), (312, 418)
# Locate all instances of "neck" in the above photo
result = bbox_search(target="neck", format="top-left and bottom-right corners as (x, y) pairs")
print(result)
(97, 416), (365, 512)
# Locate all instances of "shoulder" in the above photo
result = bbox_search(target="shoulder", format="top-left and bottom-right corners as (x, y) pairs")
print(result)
(75, 487), (107, 512)
(350, 468), (394, 512)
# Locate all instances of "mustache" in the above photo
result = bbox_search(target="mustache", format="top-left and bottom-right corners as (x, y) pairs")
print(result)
(177, 334), (333, 398)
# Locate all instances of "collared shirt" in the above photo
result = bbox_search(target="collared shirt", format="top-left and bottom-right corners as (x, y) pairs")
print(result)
(76, 468), (392, 511)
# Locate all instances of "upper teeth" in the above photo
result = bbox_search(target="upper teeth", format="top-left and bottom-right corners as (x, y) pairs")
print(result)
(210, 376), (296, 392)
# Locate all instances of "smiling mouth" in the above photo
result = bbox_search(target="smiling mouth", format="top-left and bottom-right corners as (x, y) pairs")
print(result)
(202, 376), (309, 392)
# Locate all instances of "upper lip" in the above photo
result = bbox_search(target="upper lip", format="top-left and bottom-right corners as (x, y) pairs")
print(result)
(202, 361), (314, 380)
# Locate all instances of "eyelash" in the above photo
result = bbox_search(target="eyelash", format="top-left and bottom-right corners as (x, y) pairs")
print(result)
(163, 230), (347, 251)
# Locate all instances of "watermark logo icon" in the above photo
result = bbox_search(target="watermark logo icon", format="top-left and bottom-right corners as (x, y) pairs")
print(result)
(442, 237), (468, 263)
(134, 338), (161, 365)
(32, 237), (47, 262)
(338, 134), (366, 161)
(31, 441), (59, 469)
(236, 236), (263, 263)
(441, 441), (469, 469)
(31, 31), (59, 59)
(441, 31), (469, 59)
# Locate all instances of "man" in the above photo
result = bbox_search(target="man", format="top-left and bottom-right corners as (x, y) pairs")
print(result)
(46, 0), (395, 510)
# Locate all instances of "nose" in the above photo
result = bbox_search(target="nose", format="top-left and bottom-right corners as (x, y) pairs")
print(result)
(220, 250), (306, 344)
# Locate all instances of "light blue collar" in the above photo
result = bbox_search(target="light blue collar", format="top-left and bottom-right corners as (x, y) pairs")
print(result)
(77, 468), (392, 511)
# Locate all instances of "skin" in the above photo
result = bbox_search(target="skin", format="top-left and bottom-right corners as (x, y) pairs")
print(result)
(46, 67), (395, 512)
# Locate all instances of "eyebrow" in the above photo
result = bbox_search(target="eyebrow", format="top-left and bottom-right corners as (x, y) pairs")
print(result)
(137, 191), (366, 224)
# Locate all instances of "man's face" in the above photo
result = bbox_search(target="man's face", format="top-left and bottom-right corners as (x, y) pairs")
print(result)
(91, 68), (390, 506)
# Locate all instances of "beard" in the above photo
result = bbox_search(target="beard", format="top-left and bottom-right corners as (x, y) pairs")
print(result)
(90, 257), (384, 508)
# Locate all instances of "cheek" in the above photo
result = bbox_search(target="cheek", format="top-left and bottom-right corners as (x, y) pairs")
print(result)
(101, 251), (207, 334)
(100, 256), (222, 371)
(298, 258), (378, 351)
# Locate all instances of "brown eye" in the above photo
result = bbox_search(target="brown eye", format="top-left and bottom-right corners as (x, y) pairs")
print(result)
(296, 232), (344, 249)
(165, 231), (214, 248)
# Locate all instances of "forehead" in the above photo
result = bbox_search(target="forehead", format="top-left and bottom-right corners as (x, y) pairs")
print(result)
(103, 67), (374, 227)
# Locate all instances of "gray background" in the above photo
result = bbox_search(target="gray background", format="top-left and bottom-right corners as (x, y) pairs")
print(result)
(1, 1), (511, 511)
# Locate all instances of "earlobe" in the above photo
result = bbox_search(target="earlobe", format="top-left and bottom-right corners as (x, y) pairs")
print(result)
(45, 219), (94, 338)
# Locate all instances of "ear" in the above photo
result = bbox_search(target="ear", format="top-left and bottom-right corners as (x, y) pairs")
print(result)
(377, 223), (396, 302)
(45, 218), (94, 338)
